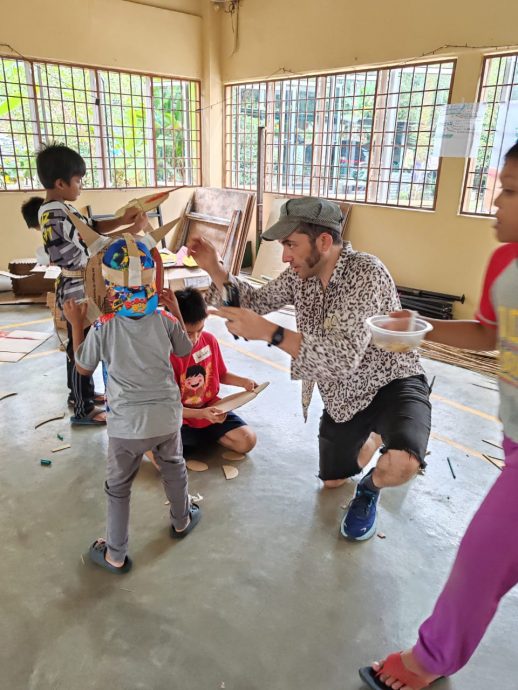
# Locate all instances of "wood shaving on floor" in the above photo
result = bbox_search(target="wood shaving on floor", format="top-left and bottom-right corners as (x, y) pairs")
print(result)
(222, 465), (239, 480)
(51, 444), (71, 453)
(35, 412), (65, 429)
(0, 391), (17, 401)
(186, 460), (209, 472)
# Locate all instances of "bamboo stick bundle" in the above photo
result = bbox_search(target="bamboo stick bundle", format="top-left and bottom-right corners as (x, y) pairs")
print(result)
(419, 341), (499, 378)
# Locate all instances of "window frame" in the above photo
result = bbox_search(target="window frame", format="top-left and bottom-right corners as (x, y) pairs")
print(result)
(460, 51), (518, 217)
(0, 53), (201, 192)
(224, 58), (456, 211)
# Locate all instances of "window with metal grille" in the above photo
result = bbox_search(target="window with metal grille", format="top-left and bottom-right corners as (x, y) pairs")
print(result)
(0, 55), (201, 191)
(461, 53), (518, 216)
(225, 60), (455, 210)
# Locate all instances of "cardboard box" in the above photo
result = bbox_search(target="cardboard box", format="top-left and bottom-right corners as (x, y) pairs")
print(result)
(165, 266), (211, 292)
(8, 259), (56, 296)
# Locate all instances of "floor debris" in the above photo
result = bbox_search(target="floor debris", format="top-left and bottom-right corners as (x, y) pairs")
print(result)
(51, 444), (71, 453)
(0, 391), (17, 401)
(446, 457), (456, 479)
(482, 453), (504, 471)
(222, 451), (246, 461)
(40, 459), (52, 466)
(189, 493), (204, 503)
(57, 433), (64, 441)
(377, 532), (386, 539)
(222, 465), (239, 480)
(482, 439), (503, 451)
(186, 460), (209, 472)
(35, 412), (65, 429)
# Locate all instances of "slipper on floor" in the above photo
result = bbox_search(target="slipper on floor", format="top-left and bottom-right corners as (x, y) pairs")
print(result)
(70, 407), (107, 426)
(88, 540), (132, 574)
(170, 503), (201, 539)
(359, 653), (443, 690)
(68, 393), (105, 407)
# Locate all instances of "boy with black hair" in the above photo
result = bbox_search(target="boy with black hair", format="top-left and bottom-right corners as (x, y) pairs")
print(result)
(28, 143), (147, 425)
(359, 143), (518, 689)
(162, 287), (257, 455)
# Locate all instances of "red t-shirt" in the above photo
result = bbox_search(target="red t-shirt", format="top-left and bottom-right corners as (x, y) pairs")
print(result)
(170, 331), (227, 428)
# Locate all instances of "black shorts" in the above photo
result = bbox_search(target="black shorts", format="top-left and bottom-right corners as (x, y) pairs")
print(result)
(318, 375), (431, 481)
(181, 411), (246, 451)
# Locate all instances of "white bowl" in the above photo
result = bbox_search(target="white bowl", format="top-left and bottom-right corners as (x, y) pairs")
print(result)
(366, 314), (433, 353)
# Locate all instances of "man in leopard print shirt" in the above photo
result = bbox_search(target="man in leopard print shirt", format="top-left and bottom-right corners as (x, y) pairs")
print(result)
(192, 197), (431, 542)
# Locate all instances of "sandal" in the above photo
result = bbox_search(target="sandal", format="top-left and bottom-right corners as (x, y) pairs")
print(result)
(88, 539), (132, 574)
(359, 653), (443, 690)
(68, 392), (105, 407)
(170, 503), (202, 539)
(70, 406), (107, 426)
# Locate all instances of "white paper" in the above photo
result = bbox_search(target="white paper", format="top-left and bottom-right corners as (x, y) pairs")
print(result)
(44, 266), (61, 280)
(433, 103), (486, 158)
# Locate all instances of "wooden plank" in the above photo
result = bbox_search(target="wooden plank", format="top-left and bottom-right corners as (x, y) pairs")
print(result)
(186, 211), (230, 226)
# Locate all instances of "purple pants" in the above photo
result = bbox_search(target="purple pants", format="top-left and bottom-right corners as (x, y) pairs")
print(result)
(414, 436), (518, 676)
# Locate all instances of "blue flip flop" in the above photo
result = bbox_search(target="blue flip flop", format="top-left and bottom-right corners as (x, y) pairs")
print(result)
(88, 540), (132, 574)
(170, 503), (202, 539)
(70, 407), (106, 426)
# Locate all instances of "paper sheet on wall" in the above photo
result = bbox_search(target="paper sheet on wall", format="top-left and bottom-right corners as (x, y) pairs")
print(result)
(433, 103), (486, 158)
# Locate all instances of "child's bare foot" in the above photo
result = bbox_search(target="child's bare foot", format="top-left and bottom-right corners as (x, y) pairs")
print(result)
(372, 649), (440, 689)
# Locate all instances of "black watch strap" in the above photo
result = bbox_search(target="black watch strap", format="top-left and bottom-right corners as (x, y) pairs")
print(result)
(268, 325), (285, 347)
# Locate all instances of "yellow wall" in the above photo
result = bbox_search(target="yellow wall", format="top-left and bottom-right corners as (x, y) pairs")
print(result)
(2, 0), (518, 318)
(219, 0), (518, 317)
(0, 0), (202, 269)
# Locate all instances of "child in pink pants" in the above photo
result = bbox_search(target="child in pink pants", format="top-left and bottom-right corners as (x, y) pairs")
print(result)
(359, 143), (518, 690)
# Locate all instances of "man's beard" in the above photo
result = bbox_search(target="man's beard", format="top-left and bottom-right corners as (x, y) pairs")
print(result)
(305, 244), (322, 270)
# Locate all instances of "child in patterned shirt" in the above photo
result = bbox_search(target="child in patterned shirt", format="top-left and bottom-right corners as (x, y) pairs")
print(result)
(21, 143), (146, 425)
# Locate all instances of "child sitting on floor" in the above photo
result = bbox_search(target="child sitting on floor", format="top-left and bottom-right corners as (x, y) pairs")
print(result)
(162, 287), (257, 456)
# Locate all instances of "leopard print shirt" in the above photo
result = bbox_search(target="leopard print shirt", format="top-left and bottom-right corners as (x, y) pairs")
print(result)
(207, 242), (424, 422)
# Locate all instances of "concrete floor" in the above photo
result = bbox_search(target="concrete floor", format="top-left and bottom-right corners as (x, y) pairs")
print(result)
(0, 303), (514, 690)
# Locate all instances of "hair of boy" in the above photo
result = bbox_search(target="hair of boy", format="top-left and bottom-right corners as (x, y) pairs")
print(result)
(174, 287), (208, 324)
(295, 221), (343, 246)
(505, 141), (518, 162)
(186, 363), (206, 379)
(21, 196), (44, 228)
(36, 143), (87, 189)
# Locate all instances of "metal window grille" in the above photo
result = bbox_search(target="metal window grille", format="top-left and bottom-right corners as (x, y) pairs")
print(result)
(0, 58), (40, 190)
(34, 62), (104, 187)
(0, 55), (201, 191)
(225, 60), (455, 210)
(461, 53), (518, 216)
(153, 77), (201, 187)
(225, 82), (267, 189)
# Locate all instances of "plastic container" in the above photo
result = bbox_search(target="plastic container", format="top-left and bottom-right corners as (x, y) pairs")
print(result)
(366, 314), (433, 353)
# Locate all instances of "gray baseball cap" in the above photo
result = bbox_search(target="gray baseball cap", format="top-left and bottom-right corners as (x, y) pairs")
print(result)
(261, 197), (343, 241)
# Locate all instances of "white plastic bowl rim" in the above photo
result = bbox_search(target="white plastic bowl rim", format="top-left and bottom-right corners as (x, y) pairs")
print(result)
(366, 315), (434, 336)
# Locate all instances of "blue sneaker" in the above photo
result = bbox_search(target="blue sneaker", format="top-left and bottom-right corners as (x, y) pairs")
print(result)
(340, 482), (380, 541)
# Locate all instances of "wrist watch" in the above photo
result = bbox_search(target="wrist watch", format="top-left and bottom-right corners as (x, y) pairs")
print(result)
(268, 325), (285, 347)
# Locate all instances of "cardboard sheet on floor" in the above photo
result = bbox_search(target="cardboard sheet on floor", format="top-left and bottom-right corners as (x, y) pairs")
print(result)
(0, 352), (25, 362)
(186, 460), (209, 472)
(0, 330), (50, 340)
(215, 382), (269, 414)
(0, 329), (51, 359)
(222, 465), (239, 480)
